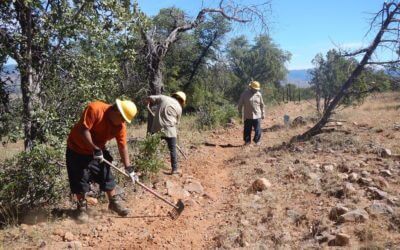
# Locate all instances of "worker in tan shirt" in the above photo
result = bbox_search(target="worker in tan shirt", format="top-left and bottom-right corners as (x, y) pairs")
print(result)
(238, 81), (265, 146)
(145, 91), (186, 174)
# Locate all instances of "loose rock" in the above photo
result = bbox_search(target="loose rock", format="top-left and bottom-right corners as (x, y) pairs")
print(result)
(380, 169), (392, 177)
(184, 180), (204, 194)
(367, 187), (388, 200)
(366, 201), (394, 215)
(343, 182), (356, 195)
(338, 209), (369, 223)
(328, 233), (350, 246)
(329, 205), (349, 221)
(380, 148), (392, 158)
(63, 232), (74, 242)
(252, 178), (271, 192)
(348, 172), (358, 182)
(321, 164), (334, 172)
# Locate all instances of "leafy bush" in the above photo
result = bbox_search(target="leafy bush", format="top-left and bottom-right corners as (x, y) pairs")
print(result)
(0, 145), (67, 226)
(196, 103), (237, 130)
(134, 133), (166, 177)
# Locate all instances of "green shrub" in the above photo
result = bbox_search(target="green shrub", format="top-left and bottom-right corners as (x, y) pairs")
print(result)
(0, 145), (67, 226)
(134, 133), (166, 177)
(196, 103), (237, 130)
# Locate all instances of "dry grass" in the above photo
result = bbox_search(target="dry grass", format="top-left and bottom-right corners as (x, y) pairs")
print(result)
(0, 140), (24, 162)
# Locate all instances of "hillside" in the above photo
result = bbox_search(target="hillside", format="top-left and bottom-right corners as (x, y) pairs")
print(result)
(1, 92), (399, 249)
(286, 69), (311, 88)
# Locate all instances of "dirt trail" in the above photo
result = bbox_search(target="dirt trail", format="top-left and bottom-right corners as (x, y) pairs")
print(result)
(2, 101), (313, 249)
(39, 122), (250, 249)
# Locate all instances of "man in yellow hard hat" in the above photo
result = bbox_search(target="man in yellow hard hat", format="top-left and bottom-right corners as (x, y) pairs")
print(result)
(66, 99), (137, 222)
(238, 81), (265, 146)
(145, 91), (186, 175)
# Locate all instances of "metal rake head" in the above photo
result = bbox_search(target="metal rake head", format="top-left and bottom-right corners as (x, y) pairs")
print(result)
(168, 199), (185, 220)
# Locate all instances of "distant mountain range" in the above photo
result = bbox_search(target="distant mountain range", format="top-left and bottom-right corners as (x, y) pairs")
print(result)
(286, 69), (312, 88)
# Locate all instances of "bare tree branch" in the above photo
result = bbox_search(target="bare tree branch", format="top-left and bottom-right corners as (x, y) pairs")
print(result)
(367, 60), (400, 65)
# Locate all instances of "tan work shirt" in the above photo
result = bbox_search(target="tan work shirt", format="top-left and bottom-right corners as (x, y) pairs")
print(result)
(149, 95), (182, 138)
(238, 89), (265, 120)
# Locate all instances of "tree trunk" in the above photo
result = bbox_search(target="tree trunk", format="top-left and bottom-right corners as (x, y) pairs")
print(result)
(18, 3), (42, 151)
(20, 59), (41, 151)
(146, 50), (164, 133)
(183, 31), (218, 91)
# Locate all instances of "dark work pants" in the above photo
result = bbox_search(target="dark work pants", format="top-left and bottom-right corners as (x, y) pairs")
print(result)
(163, 137), (178, 171)
(243, 119), (262, 143)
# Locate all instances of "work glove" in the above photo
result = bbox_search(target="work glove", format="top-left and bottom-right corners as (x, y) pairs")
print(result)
(125, 166), (139, 183)
(93, 149), (104, 162)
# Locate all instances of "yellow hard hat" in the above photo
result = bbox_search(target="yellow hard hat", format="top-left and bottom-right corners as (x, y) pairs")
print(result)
(116, 99), (137, 123)
(172, 91), (186, 105)
(248, 80), (261, 90)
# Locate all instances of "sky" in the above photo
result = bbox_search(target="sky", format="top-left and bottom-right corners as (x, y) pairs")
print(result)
(5, 1), (388, 70)
(135, 0), (386, 70)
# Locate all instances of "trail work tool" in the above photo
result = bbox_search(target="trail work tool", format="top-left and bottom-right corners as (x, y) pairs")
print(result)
(147, 103), (188, 160)
(102, 158), (185, 219)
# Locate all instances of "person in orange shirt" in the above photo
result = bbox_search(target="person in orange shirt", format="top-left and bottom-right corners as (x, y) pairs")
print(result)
(66, 99), (137, 222)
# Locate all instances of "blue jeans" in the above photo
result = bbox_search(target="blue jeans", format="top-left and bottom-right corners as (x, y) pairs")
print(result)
(243, 119), (261, 143)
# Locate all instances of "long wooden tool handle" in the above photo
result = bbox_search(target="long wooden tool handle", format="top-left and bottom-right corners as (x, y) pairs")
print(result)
(102, 159), (179, 209)
(176, 144), (188, 160)
(147, 103), (155, 117)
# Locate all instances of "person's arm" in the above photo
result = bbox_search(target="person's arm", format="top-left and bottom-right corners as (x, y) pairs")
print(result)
(260, 94), (265, 119)
(238, 93), (244, 114)
(115, 125), (130, 168)
(81, 127), (101, 151)
(79, 105), (100, 151)
(144, 95), (162, 105)
(118, 144), (130, 168)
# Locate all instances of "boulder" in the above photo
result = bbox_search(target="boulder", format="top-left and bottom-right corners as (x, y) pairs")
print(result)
(252, 178), (271, 192)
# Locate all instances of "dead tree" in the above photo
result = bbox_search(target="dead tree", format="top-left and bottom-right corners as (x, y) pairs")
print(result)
(294, 1), (400, 141)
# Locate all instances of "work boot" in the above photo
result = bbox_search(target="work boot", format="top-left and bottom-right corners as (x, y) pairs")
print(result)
(171, 168), (182, 175)
(76, 199), (89, 223)
(108, 195), (130, 217)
